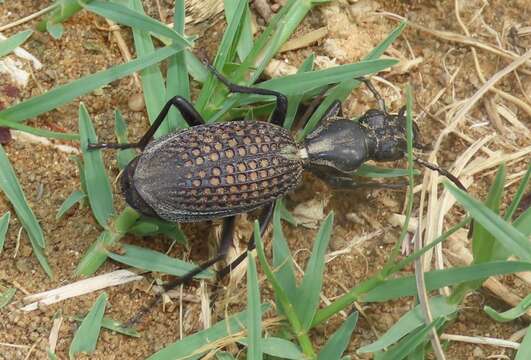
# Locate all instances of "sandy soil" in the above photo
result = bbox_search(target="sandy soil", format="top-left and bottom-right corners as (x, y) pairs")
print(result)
(0, 0), (529, 359)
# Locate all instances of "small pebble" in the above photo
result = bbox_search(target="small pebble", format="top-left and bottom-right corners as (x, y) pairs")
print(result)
(128, 93), (145, 112)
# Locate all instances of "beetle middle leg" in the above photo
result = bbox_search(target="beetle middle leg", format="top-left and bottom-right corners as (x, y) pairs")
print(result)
(126, 215), (237, 326)
(205, 63), (287, 127)
(88, 96), (205, 151)
(323, 175), (407, 191)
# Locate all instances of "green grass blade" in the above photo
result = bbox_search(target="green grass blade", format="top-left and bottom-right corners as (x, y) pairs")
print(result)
(147, 305), (270, 360)
(298, 212), (334, 330)
(0, 30), (33, 57)
(108, 243), (213, 278)
(129, 0), (169, 136)
(84, 1), (191, 48)
(56, 190), (85, 219)
(358, 296), (456, 353)
(0, 144), (51, 277)
(0, 211), (10, 252)
(514, 207), (531, 236)
(284, 54), (315, 129)
(195, 0), (247, 114)
(0, 287), (16, 309)
(47, 349), (58, 360)
(0, 44), (181, 123)
(355, 164), (419, 178)
(239, 337), (305, 359)
(515, 325), (531, 360)
(246, 250), (262, 360)
(114, 110), (136, 169)
(444, 181), (531, 261)
(376, 318), (445, 360)
(363, 261), (531, 302)
(72, 315), (140, 337)
(484, 293), (531, 322)
(224, 0), (253, 61)
(254, 221), (316, 357)
(472, 164), (506, 263)
(0, 119), (78, 141)
(78, 103), (114, 228)
(299, 22), (406, 137)
(272, 202), (297, 302)
(68, 292), (107, 359)
(37, 0), (88, 32)
(128, 217), (187, 245)
(165, 0), (191, 131)
(504, 163), (530, 222)
(317, 311), (358, 360)
(0, 145), (45, 247)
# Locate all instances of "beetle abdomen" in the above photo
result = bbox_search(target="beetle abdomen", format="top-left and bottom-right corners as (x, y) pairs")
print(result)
(133, 121), (303, 222)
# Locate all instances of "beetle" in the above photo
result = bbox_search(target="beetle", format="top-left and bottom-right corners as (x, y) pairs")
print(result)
(89, 64), (460, 323)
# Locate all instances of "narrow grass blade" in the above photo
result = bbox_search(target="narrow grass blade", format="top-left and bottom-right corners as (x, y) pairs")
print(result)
(108, 243), (213, 279)
(195, 0), (247, 114)
(298, 212), (334, 330)
(68, 292), (107, 359)
(114, 110), (136, 169)
(0, 211), (10, 252)
(358, 296), (456, 353)
(78, 103), (114, 228)
(0, 287), (16, 309)
(0, 145), (51, 277)
(504, 163), (530, 222)
(355, 164), (419, 178)
(514, 207), (531, 236)
(272, 202), (297, 300)
(246, 251), (262, 360)
(128, 217), (187, 245)
(284, 54), (315, 129)
(254, 221), (316, 358)
(165, 0), (191, 131)
(473, 164), (506, 263)
(84, 1), (190, 48)
(216, 352), (236, 360)
(47, 349), (58, 360)
(299, 22), (406, 138)
(0, 145), (45, 247)
(484, 293), (531, 322)
(72, 315), (140, 337)
(0, 30), (33, 57)
(0, 119), (78, 141)
(515, 325), (531, 360)
(444, 181), (531, 261)
(46, 22), (64, 39)
(129, 0), (169, 136)
(239, 337), (305, 359)
(224, 0), (253, 62)
(240, 59), (397, 102)
(56, 190), (85, 219)
(317, 311), (358, 360)
(0, 44), (181, 123)
(147, 305), (270, 360)
(276, 198), (297, 226)
(363, 261), (531, 302)
(375, 318), (445, 360)
(37, 0), (88, 32)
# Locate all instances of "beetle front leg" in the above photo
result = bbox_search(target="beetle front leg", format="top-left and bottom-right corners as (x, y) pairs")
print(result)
(88, 96), (206, 151)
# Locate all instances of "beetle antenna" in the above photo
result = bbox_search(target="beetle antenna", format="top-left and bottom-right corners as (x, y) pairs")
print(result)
(414, 158), (467, 192)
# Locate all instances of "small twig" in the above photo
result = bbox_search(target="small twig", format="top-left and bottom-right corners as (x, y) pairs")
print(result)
(440, 334), (521, 349)
(0, 4), (58, 32)
(104, 19), (141, 89)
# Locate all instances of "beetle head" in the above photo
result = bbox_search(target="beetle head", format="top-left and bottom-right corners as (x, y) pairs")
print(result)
(121, 156), (159, 218)
(359, 107), (424, 162)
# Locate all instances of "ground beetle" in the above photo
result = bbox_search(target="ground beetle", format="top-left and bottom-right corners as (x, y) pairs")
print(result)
(89, 64), (461, 323)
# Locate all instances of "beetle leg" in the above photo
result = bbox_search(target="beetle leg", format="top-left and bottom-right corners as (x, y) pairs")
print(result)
(217, 202), (274, 279)
(126, 216), (236, 326)
(205, 63), (287, 127)
(88, 96), (205, 151)
(324, 175), (407, 190)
